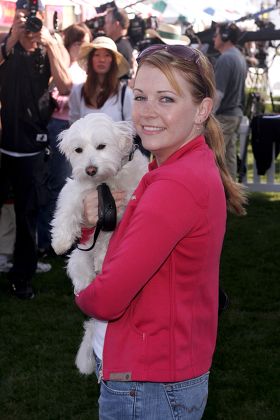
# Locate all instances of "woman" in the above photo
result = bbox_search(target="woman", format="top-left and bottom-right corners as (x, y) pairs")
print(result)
(69, 36), (133, 124)
(75, 45), (247, 419)
(48, 23), (93, 144)
(50, 22), (93, 121)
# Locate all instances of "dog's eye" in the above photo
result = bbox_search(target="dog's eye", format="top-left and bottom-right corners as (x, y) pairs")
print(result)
(96, 144), (106, 150)
(75, 147), (83, 153)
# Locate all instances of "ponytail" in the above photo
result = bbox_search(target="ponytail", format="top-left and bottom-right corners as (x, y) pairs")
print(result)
(205, 115), (247, 215)
(135, 49), (248, 215)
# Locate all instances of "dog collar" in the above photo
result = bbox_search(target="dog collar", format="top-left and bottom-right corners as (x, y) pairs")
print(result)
(129, 144), (137, 161)
(121, 144), (137, 167)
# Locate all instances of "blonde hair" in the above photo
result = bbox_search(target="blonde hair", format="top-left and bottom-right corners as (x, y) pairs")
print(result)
(136, 49), (247, 215)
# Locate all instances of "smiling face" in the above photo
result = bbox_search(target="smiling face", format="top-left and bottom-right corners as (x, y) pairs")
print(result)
(91, 48), (113, 75)
(133, 64), (208, 165)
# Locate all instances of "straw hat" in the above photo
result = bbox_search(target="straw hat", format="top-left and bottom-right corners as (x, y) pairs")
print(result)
(146, 23), (190, 46)
(78, 36), (130, 78)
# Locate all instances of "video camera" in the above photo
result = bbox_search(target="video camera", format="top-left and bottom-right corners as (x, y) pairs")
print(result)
(84, 1), (116, 37)
(95, 1), (116, 15)
(128, 15), (159, 49)
(25, 0), (43, 33)
(85, 16), (106, 37)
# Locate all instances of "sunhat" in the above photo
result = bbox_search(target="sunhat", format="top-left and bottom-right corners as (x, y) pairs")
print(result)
(146, 23), (190, 46)
(78, 36), (130, 78)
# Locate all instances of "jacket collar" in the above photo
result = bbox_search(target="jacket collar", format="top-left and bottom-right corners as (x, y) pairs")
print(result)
(149, 135), (206, 171)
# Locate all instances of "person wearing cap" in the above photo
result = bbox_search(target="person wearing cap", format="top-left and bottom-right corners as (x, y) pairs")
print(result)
(69, 36), (133, 124)
(104, 7), (134, 78)
(213, 23), (247, 180)
(0, 0), (72, 299)
(145, 22), (190, 46)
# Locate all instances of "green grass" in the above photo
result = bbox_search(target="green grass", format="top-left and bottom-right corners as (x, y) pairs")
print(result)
(0, 260), (99, 420)
(204, 192), (280, 420)
(1, 192), (280, 419)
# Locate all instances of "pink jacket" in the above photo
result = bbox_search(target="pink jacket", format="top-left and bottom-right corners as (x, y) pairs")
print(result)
(76, 135), (227, 382)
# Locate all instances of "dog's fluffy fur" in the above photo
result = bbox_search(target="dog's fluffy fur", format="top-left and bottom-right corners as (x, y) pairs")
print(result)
(51, 113), (148, 374)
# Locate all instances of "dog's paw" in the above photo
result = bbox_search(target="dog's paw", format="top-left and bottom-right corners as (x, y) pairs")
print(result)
(51, 237), (72, 255)
(75, 347), (96, 375)
(67, 248), (96, 291)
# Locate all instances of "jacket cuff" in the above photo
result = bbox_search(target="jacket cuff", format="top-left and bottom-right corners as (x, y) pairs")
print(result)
(80, 227), (95, 244)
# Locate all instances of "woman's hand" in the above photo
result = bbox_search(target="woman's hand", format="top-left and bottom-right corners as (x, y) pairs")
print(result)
(83, 190), (126, 228)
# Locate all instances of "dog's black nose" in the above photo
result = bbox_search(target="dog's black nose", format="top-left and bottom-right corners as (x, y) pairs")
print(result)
(86, 166), (98, 176)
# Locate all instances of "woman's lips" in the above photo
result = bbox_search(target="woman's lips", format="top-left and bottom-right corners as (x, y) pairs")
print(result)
(142, 126), (165, 134)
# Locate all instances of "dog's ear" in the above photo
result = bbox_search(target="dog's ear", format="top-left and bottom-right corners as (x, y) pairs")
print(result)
(57, 128), (71, 157)
(113, 121), (135, 154)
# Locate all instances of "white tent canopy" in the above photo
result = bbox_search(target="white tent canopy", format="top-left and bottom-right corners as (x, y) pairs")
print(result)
(115, 0), (263, 30)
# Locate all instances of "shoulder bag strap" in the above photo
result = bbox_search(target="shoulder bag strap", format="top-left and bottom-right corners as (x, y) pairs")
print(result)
(120, 82), (127, 121)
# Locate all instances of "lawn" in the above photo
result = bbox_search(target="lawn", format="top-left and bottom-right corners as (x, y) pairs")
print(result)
(0, 192), (279, 420)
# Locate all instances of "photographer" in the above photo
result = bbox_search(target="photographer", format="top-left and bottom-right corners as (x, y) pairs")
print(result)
(0, 0), (72, 299)
(104, 7), (134, 78)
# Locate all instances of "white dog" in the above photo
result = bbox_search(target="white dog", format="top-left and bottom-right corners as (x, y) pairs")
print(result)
(51, 113), (148, 374)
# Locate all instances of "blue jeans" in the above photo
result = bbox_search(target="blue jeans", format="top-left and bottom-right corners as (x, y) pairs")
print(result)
(37, 117), (71, 250)
(95, 356), (209, 420)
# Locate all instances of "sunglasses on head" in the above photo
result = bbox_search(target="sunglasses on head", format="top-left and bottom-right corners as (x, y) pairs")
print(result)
(136, 44), (200, 64)
(136, 44), (208, 96)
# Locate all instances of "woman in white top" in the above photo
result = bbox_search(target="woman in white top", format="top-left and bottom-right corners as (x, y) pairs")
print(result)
(69, 36), (133, 124)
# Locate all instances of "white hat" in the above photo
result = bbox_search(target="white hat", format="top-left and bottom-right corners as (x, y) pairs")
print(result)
(146, 23), (190, 46)
(78, 36), (130, 78)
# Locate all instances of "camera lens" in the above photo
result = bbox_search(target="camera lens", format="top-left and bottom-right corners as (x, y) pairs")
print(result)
(25, 16), (42, 33)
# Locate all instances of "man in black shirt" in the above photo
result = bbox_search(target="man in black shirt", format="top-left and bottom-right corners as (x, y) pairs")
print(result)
(0, 0), (71, 299)
(104, 7), (133, 79)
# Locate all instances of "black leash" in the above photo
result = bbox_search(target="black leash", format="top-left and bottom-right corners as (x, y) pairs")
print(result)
(76, 141), (137, 252)
(77, 183), (117, 252)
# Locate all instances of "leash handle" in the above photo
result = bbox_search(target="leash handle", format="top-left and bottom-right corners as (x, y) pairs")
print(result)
(76, 183), (116, 252)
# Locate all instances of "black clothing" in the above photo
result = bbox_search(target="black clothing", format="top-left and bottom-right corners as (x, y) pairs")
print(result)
(0, 152), (49, 281)
(251, 114), (280, 175)
(115, 36), (133, 78)
(0, 41), (52, 290)
(0, 42), (52, 153)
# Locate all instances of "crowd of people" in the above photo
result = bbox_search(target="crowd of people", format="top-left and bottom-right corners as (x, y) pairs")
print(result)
(0, 1), (249, 417)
